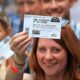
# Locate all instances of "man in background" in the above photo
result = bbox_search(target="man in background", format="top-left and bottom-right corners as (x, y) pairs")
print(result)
(41, 0), (80, 39)
(10, 0), (42, 73)
(10, 0), (41, 35)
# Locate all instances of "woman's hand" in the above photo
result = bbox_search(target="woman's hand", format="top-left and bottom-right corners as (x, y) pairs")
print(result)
(10, 32), (32, 64)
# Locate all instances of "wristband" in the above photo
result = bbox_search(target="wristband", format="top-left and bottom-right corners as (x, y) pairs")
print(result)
(14, 59), (25, 67)
(9, 62), (19, 74)
(9, 61), (25, 74)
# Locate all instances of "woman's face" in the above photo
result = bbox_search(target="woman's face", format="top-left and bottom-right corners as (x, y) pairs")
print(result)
(36, 38), (67, 76)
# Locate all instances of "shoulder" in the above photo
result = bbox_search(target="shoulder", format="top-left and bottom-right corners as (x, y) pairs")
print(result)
(23, 73), (34, 80)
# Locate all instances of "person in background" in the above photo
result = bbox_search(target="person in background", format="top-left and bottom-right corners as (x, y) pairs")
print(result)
(40, 0), (80, 39)
(0, 12), (12, 80)
(10, 0), (41, 35)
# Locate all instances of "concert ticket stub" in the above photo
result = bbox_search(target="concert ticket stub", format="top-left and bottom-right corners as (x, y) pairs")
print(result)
(23, 15), (62, 39)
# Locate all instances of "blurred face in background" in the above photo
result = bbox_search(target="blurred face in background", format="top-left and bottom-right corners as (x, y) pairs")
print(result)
(16, 0), (41, 19)
(41, 0), (76, 19)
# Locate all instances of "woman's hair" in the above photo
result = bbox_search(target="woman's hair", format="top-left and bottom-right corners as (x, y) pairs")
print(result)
(0, 12), (10, 31)
(0, 12), (11, 35)
(30, 24), (80, 80)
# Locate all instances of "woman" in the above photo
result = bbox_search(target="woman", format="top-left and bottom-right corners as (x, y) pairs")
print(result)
(6, 24), (80, 80)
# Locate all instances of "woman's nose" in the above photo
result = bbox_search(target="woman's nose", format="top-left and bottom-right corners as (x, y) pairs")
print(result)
(45, 50), (53, 61)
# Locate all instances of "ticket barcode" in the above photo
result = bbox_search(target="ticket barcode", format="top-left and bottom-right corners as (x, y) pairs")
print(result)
(32, 30), (40, 35)
(25, 28), (29, 34)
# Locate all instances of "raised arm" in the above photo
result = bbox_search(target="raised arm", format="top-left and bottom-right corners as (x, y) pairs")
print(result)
(6, 32), (32, 80)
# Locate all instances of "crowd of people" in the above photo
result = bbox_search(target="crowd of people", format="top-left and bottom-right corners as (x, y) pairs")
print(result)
(0, 0), (80, 80)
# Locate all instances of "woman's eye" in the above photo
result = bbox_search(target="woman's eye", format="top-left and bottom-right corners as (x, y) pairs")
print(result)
(51, 48), (61, 53)
(42, 0), (51, 3)
(38, 48), (46, 53)
(27, 1), (35, 5)
(56, 0), (65, 2)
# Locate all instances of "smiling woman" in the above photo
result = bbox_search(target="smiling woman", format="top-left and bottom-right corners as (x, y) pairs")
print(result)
(30, 24), (80, 80)
(36, 38), (68, 79)
(6, 24), (80, 80)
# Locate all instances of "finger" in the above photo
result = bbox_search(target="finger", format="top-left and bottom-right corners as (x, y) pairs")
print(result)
(16, 36), (32, 50)
(10, 35), (28, 50)
(20, 40), (32, 53)
(15, 36), (32, 54)
(10, 32), (27, 44)
(11, 38), (32, 56)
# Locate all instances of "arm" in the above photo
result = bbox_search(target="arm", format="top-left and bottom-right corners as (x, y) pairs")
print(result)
(6, 67), (24, 80)
(0, 58), (7, 80)
(6, 55), (25, 80)
(6, 32), (32, 80)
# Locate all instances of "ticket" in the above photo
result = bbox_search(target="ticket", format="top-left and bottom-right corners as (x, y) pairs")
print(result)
(23, 15), (62, 39)
(0, 36), (14, 64)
